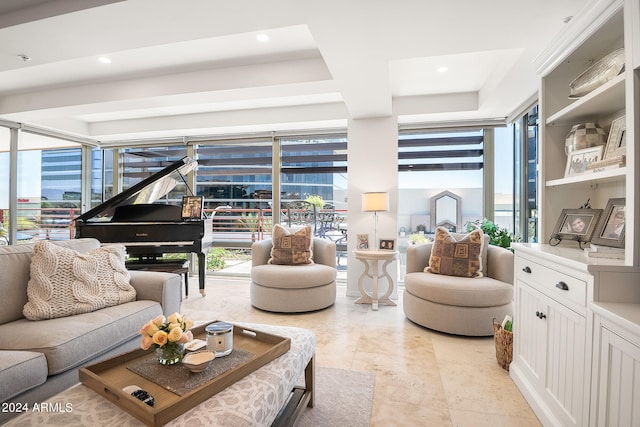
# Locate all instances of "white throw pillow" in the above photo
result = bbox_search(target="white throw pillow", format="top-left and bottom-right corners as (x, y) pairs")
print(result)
(23, 241), (136, 320)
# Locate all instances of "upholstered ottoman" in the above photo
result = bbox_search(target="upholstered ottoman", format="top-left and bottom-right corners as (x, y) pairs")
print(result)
(250, 236), (337, 313)
(4, 323), (316, 427)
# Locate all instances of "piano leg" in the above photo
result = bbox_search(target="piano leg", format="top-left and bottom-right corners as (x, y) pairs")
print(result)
(198, 252), (206, 297)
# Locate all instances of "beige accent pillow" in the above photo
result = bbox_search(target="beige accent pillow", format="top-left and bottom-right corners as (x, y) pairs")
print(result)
(23, 241), (136, 320)
(426, 227), (486, 278)
(268, 224), (313, 265)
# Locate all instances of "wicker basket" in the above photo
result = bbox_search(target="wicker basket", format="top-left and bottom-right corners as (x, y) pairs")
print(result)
(492, 319), (513, 371)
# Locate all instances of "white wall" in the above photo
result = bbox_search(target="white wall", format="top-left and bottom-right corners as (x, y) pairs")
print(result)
(346, 116), (398, 299)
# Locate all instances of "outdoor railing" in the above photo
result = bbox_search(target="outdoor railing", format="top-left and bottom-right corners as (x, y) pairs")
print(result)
(0, 208), (79, 244)
(0, 207), (348, 249)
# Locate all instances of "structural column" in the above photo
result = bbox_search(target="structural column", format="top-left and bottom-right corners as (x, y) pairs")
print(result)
(346, 116), (398, 299)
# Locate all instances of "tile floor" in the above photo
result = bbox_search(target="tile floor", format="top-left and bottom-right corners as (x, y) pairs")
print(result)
(181, 275), (541, 427)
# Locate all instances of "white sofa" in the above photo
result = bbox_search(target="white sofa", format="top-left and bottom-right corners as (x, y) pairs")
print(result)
(0, 238), (182, 423)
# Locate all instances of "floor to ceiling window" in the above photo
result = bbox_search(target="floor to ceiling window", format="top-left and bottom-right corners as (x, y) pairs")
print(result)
(397, 128), (485, 237)
(396, 127), (520, 281)
(513, 106), (538, 242)
(280, 134), (348, 209)
(120, 147), (189, 200)
(0, 127), (10, 243)
(17, 136), (82, 242)
(196, 139), (273, 211)
(494, 125), (515, 232)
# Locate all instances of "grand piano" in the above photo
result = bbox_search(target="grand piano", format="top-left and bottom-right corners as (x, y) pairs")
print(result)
(75, 157), (213, 296)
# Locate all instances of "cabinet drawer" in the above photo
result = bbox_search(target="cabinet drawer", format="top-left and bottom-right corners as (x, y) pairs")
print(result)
(516, 255), (586, 309)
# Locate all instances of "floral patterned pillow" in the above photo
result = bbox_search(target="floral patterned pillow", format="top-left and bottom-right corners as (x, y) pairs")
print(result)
(268, 224), (313, 265)
(426, 227), (486, 278)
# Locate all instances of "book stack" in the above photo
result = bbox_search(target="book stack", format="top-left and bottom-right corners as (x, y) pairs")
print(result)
(584, 243), (625, 259)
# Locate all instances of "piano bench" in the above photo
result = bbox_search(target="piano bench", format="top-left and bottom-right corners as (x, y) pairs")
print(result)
(126, 259), (191, 298)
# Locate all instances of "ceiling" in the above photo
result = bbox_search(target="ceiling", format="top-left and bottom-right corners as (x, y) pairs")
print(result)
(0, 0), (587, 143)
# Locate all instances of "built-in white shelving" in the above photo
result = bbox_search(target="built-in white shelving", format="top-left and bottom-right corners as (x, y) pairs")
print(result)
(511, 1), (640, 426)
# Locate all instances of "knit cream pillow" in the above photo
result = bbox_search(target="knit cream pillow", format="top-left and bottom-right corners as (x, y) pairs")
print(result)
(23, 241), (136, 320)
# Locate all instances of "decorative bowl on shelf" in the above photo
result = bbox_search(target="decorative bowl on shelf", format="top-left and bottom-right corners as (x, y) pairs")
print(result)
(182, 350), (215, 373)
(568, 47), (624, 99)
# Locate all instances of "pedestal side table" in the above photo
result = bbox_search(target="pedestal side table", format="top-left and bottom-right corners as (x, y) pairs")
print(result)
(353, 249), (398, 310)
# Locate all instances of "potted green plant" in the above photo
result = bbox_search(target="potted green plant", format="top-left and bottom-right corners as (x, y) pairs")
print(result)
(305, 195), (325, 209)
(408, 232), (429, 245)
(465, 218), (520, 249)
(235, 213), (260, 242)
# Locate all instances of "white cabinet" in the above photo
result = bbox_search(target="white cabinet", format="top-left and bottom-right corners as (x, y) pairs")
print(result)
(512, 248), (589, 427)
(590, 307), (640, 427)
(513, 1), (640, 425)
(511, 243), (640, 427)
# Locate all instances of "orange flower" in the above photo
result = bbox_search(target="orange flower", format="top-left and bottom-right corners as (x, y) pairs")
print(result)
(140, 321), (159, 337)
(167, 312), (182, 324)
(178, 330), (194, 343)
(151, 315), (166, 327)
(183, 317), (194, 329)
(153, 330), (168, 346)
(139, 313), (194, 349)
(140, 335), (154, 350)
(167, 326), (183, 342)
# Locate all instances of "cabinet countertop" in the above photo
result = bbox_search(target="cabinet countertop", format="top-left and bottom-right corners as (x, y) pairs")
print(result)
(512, 243), (640, 273)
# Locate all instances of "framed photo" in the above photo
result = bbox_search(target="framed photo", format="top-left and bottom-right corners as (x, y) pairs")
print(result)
(378, 238), (396, 251)
(551, 208), (602, 242)
(357, 234), (369, 250)
(603, 116), (626, 161)
(591, 198), (625, 248)
(181, 196), (204, 220)
(565, 146), (604, 177)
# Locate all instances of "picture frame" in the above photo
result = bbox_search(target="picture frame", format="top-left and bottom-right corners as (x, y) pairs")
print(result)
(591, 198), (625, 248)
(181, 196), (204, 220)
(603, 116), (626, 161)
(378, 238), (396, 251)
(551, 208), (602, 242)
(357, 234), (369, 250)
(564, 146), (604, 177)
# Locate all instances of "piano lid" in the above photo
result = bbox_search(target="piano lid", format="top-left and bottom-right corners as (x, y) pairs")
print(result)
(75, 156), (198, 223)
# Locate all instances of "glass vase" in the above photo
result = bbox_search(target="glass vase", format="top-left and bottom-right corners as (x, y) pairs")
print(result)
(156, 343), (185, 365)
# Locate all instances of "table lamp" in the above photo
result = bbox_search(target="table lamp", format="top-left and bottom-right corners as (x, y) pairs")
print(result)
(362, 192), (389, 248)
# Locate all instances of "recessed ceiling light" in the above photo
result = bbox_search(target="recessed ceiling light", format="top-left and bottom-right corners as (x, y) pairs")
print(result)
(256, 33), (269, 42)
(437, 66), (448, 73)
(98, 56), (112, 64)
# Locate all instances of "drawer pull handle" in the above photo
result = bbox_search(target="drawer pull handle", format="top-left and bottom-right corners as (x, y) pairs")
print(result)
(522, 266), (532, 273)
(536, 311), (546, 319)
(555, 281), (569, 291)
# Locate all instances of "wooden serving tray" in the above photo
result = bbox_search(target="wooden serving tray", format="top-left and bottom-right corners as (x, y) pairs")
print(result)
(79, 322), (291, 427)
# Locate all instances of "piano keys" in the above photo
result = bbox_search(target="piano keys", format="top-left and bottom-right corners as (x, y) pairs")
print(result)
(74, 157), (213, 296)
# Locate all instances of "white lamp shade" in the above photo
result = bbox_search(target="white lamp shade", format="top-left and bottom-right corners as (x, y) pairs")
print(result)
(362, 192), (389, 212)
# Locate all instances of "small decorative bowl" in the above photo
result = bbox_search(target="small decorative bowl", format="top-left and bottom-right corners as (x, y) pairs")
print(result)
(182, 350), (215, 373)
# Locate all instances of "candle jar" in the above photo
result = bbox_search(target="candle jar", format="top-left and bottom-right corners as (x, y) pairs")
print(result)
(205, 321), (233, 356)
